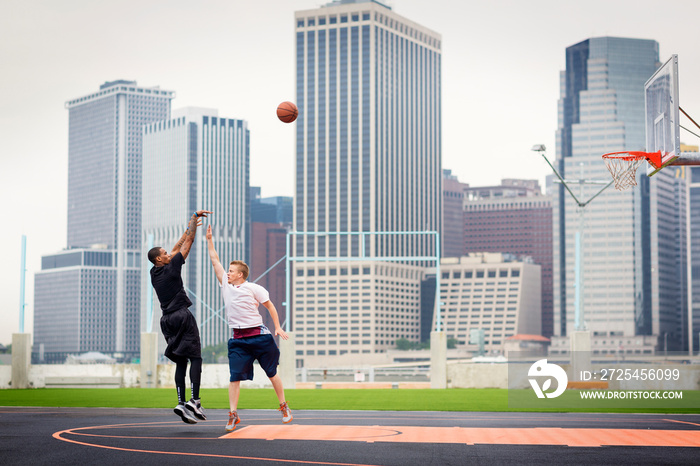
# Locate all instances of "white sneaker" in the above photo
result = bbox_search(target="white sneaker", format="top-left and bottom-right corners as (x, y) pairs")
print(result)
(174, 403), (198, 424)
(225, 410), (241, 432)
(278, 402), (293, 423)
(185, 398), (207, 420)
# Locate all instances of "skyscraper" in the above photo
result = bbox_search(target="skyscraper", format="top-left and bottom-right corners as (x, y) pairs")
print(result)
(552, 38), (687, 354)
(142, 107), (250, 349)
(294, 0), (441, 258)
(686, 154), (700, 353)
(292, 0), (442, 357)
(34, 80), (174, 358)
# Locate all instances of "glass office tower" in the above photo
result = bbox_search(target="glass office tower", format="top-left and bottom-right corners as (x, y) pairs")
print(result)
(34, 81), (173, 358)
(552, 38), (688, 354)
(688, 164), (700, 353)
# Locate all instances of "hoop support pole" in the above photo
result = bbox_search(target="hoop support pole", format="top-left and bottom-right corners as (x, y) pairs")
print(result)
(680, 106), (700, 131)
(672, 153), (700, 166)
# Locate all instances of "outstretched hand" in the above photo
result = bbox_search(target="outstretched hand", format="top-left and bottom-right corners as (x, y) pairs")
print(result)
(206, 225), (212, 240)
(275, 328), (289, 340)
(194, 210), (213, 218)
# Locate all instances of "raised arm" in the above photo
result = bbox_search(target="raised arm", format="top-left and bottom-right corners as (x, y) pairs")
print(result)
(174, 210), (211, 260)
(170, 229), (188, 256)
(261, 300), (289, 340)
(170, 217), (199, 256)
(206, 225), (226, 284)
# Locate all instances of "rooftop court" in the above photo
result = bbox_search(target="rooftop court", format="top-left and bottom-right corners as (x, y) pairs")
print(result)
(2, 407), (698, 465)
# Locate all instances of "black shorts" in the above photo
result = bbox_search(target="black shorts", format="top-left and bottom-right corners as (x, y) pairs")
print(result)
(228, 334), (280, 382)
(160, 308), (201, 361)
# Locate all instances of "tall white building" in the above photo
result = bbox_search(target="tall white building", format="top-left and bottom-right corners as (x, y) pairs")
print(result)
(291, 0), (442, 360)
(142, 107), (250, 349)
(294, 0), (442, 259)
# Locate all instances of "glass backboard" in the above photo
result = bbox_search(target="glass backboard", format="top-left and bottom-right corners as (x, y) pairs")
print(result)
(645, 55), (680, 176)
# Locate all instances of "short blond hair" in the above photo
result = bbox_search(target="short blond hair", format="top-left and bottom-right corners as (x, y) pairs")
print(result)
(229, 260), (249, 280)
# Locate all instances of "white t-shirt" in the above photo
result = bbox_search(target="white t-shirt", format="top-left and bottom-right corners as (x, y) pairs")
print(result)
(220, 280), (270, 329)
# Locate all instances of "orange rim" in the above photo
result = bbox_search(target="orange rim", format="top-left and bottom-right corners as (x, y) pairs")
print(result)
(602, 150), (663, 168)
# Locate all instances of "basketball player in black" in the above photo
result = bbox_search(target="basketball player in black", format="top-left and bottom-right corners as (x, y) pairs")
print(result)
(148, 209), (211, 423)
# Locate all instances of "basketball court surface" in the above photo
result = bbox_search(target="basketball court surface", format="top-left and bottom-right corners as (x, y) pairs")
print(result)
(1, 407), (699, 465)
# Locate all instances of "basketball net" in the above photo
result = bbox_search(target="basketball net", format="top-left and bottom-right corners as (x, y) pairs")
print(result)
(601, 151), (663, 191)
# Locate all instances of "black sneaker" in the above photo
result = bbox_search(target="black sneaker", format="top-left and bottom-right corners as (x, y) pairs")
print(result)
(185, 398), (207, 420)
(174, 403), (197, 424)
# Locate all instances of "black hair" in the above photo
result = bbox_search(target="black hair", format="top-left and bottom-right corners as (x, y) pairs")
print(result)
(148, 247), (163, 264)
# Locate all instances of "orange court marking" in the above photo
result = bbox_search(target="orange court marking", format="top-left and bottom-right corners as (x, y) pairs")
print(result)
(223, 425), (700, 448)
(53, 427), (382, 466)
(663, 418), (700, 427)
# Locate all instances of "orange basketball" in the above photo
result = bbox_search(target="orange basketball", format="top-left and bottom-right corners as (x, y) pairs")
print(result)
(277, 101), (298, 123)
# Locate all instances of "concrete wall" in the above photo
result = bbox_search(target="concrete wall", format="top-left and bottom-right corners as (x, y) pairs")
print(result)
(0, 365), (10, 388)
(2, 361), (698, 390)
(301, 348), (475, 368)
(0, 363), (273, 389)
(35, 363), (141, 387)
(431, 331), (447, 388)
(448, 362), (508, 388)
(278, 332), (296, 389)
(11, 334), (31, 388)
(0, 362), (510, 389)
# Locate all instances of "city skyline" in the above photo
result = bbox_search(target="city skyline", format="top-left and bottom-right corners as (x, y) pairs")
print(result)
(3, 0), (700, 345)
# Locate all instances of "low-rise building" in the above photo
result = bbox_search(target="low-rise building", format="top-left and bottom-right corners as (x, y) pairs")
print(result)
(439, 253), (542, 355)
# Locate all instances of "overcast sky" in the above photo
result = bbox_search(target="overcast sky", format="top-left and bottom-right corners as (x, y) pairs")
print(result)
(2, 0), (699, 345)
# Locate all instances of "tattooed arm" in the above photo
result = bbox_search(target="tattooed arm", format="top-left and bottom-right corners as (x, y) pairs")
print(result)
(170, 229), (190, 256)
(175, 210), (212, 260)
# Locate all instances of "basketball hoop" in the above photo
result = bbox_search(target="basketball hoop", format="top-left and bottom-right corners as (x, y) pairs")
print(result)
(601, 151), (663, 191)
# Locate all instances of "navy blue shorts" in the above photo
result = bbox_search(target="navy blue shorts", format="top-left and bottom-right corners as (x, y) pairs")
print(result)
(228, 334), (280, 382)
